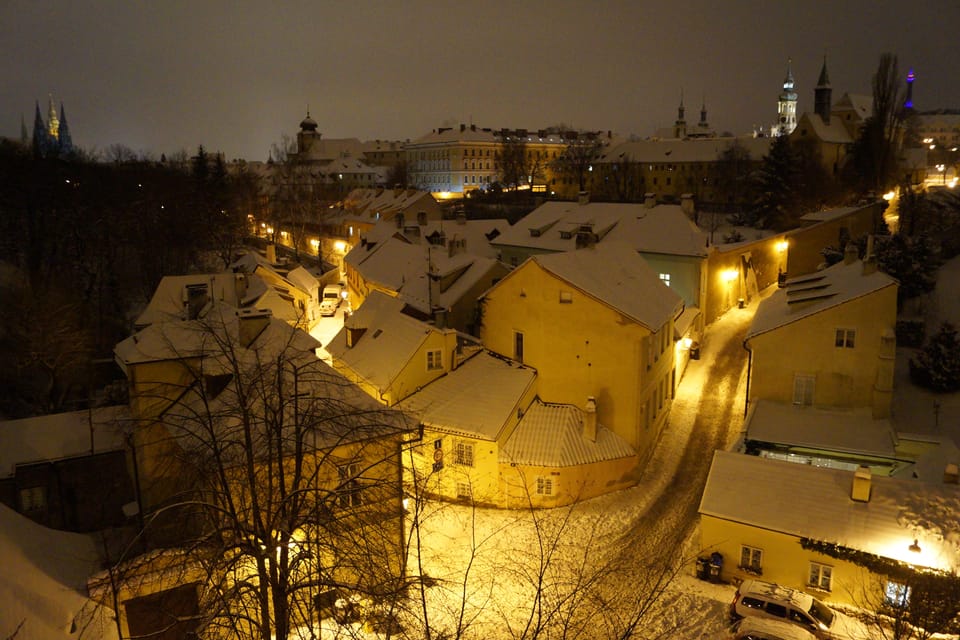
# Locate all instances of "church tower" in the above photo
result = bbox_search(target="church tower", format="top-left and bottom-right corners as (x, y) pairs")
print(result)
(777, 59), (798, 135)
(296, 109), (320, 158)
(814, 57), (832, 125)
(673, 91), (687, 138)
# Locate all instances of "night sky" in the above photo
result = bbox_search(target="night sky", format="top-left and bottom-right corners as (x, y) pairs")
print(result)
(3, 0), (958, 162)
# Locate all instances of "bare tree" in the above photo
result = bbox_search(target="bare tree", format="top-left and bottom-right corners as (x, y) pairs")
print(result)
(102, 308), (418, 639)
(550, 133), (605, 194)
(847, 53), (906, 195)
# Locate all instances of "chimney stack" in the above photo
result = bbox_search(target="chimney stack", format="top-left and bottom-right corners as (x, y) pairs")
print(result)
(266, 243), (277, 264)
(681, 193), (695, 217)
(578, 191), (590, 206)
(851, 465), (872, 502)
(644, 193), (656, 209)
(583, 396), (597, 442)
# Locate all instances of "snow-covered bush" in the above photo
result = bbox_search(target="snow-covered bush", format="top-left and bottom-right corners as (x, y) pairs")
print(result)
(910, 322), (960, 392)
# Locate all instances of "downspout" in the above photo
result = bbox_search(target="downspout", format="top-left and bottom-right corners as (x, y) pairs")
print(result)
(742, 337), (753, 418)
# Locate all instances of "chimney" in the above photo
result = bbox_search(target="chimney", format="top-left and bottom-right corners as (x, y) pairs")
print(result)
(644, 193), (656, 208)
(395, 212), (404, 229)
(234, 272), (248, 300)
(266, 243), (277, 264)
(583, 396), (597, 442)
(681, 193), (695, 217)
(851, 465), (872, 502)
(945, 463), (959, 484)
(578, 191), (590, 206)
(345, 325), (366, 348)
(456, 211), (466, 225)
(237, 308), (271, 348)
(843, 242), (858, 265)
(460, 123), (466, 132)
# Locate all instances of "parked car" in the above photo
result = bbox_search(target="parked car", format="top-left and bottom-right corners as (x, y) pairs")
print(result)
(729, 616), (818, 640)
(320, 283), (344, 317)
(730, 579), (870, 640)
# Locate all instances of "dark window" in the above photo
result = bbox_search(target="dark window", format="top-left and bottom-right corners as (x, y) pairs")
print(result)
(765, 603), (787, 618)
(514, 331), (524, 363)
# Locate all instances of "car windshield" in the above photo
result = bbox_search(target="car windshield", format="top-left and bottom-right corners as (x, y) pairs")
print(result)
(808, 600), (834, 627)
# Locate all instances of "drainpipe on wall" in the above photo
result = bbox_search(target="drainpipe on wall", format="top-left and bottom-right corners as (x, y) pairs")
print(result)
(742, 338), (753, 418)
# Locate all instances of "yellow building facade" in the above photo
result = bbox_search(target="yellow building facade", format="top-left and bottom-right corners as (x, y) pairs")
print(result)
(480, 249), (681, 457)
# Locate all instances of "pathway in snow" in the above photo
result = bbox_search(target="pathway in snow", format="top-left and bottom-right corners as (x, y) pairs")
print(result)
(408, 299), (761, 639)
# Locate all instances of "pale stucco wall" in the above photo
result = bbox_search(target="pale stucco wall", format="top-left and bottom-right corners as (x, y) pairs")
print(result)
(480, 260), (673, 455)
(746, 284), (897, 415)
(700, 514), (883, 609)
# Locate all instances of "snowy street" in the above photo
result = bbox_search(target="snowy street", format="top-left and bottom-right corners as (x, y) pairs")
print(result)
(411, 299), (760, 638)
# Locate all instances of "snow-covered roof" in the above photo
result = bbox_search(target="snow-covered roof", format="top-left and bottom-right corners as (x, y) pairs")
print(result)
(798, 206), (862, 223)
(600, 136), (772, 164)
(745, 400), (897, 458)
(528, 243), (684, 331)
(501, 400), (635, 467)
(492, 201), (708, 257)
(794, 112), (854, 144)
(135, 273), (243, 328)
(398, 351), (536, 441)
(286, 265), (320, 293)
(700, 450), (960, 573)
(342, 187), (437, 218)
(0, 405), (131, 477)
(746, 259), (897, 339)
(346, 236), (504, 315)
(117, 304), (321, 367)
(0, 502), (108, 638)
(832, 93), (873, 120)
(362, 218), (506, 260)
(326, 291), (435, 391)
(294, 137), (365, 162)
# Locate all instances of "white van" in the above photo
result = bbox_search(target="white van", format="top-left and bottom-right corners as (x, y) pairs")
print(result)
(730, 616), (818, 640)
(320, 284), (344, 317)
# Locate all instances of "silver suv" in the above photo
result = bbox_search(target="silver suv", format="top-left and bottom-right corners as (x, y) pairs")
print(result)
(729, 579), (869, 640)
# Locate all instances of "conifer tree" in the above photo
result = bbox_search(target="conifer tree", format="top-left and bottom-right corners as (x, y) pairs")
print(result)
(911, 322), (960, 392)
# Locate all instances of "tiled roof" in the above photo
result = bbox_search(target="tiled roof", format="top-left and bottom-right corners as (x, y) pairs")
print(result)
(600, 136), (772, 164)
(746, 259), (896, 339)
(398, 352), (536, 440)
(501, 400), (635, 467)
(700, 450), (960, 573)
(492, 201), (708, 257)
(326, 292), (434, 391)
(530, 243), (684, 331)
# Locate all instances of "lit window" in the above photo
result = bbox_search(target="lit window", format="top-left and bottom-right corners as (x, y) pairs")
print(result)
(740, 545), (763, 573)
(809, 562), (832, 591)
(659, 273), (671, 286)
(885, 581), (911, 607)
(337, 463), (363, 508)
(454, 442), (474, 467)
(426, 349), (443, 371)
(536, 476), (553, 495)
(835, 328), (855, 348)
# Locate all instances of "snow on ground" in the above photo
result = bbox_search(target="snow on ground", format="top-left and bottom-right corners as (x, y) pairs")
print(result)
(0, 503), (117, 640)
(405, 302), (760, 639)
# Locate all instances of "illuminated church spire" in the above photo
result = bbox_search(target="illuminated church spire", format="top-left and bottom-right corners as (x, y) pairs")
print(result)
(46, 94), (60, 139)
(777, 59), (798, 135)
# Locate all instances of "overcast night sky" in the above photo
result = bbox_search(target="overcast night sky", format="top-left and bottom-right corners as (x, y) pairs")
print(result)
(3, 0), (958, 162)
